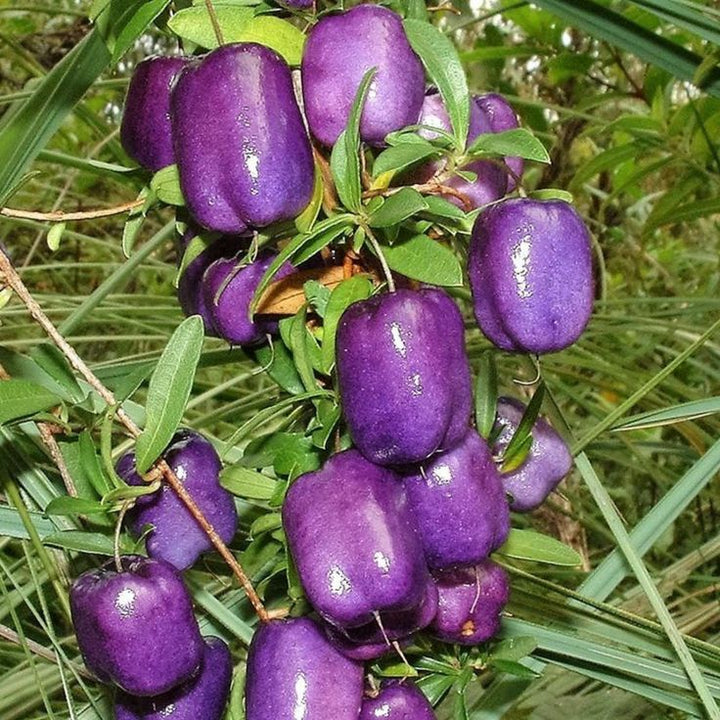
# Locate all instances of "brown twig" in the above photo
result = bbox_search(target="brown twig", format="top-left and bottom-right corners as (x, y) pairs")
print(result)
(0, 198), (144, 223)
(204, 0), (225, 46)
(0, 251), (270, 623)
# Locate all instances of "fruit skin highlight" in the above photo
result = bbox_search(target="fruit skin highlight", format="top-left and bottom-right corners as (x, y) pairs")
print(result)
(70, 556), (203, 696)
(431, 561), (510, 645)
(493, 397), (573, 511)
(283, 449), (429, 629)
(116, 430), (238, 571)
(469, 198), (594, 354)
(336, 288), (472, 466)
(120, 56), (188, 172)
(302, 5), (425, 147)
(114, 636), (232, 720)
(404, 430), (510, 569)
(360, 680), (437, 720)
(244, 617), (364, 720)
(172, 43), (314, 234)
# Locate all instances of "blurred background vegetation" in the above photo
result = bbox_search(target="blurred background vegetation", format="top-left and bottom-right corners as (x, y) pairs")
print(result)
(0, 0), (718, 718)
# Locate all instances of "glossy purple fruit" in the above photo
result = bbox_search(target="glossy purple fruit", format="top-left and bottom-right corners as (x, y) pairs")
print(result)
(431, 561), (509, 645)
(121, 56), (188, 172)
(172, 43), (314, 233)
(177, 235), (245, 334)
(414, 90), (507, 210)
(474, 93), (524, 189)
(302, 5), (425, 147)
(283, 449), (429, 629)
(116, 430), (237, 571)
(115, 636), (232, 720)
(469, 198), (594, 354)
(360, 681), (436, 720)
(325, 578), (438, 660)
(70, 556), (203, 695)
(245, 617), (363, 720)
(336, 288), (472, 466)
(201, 251), (294, 346)
(492, 397), (573, 511)
(404, 430), (510, 569)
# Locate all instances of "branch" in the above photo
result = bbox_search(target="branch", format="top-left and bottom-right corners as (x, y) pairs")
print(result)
(0, 251), (270, 623)
(0, 198), (144, 223)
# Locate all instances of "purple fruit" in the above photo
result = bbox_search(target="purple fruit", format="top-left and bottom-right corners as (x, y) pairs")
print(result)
(404, 430), (509, 569)
(431, 561), (509, 645)
(116, 430), (237, 571)
(201, 251), (294, 346)
(360, 681), (436, 720)
(413, 90), (507, 210)
(172, 43), (314, 233)
(492, 397), (573, 511)
(325, 578), (438, 660)
(115, 636), (232, 720)
(70, 556), (203, 695)
(474, 93), (524, 189)
(245, 617), (364, 720)
(336, 288), (472, 466)
(469, 198), (594, 354)
(302, 5), (425, 147)
(283, 449), (429, 629)
(121, 56), (188, 172)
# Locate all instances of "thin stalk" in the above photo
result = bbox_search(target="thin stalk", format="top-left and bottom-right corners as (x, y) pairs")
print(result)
(0, 198), (143, 222)
(204, 0), (226, 45)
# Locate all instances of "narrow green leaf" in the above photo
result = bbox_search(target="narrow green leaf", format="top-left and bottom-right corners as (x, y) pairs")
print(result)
(0, 505), (56, 541)
(221, 466), (277, 500)
(368, 188), (429, 228)
(295, 165), (324, 233)
(321, 275), (374, 373)
(380, 234), (464, 287)
(102, 481), (161, 504)
(501, 382), (545, 468)
(467, 128), (550, 164)
(45, 497), (107, 516)
(43, 531), (117, 556)
(422, 195), (467, 220)
(625, 0), (720, 46)
(150, 164), (185, 206)
(613, 397), (720, 431)
(110, 0), (171, 62)
(497, 528), (582, 566)
(404, 18), (470, 148)
(372, 140), (440, 178)
(253, 340), (305, 395)
(491, 636), (538, 662)
(530, 188), (574, 203)
(490, 659), (540, 679)
(31, 344), (85, 403)
(569, 143), (642, 191)
(0, 380), (61, 425)
(135, 316), (205, 473)
(475, 351), (498, 440)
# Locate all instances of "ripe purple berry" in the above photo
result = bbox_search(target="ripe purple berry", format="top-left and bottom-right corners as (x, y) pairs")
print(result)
(302, 5), (425, 147)
(336, 288), (472, 466)
(469, 198), (594, 354)
(70, 556), (203, 696)
(360, 680), (437, 720)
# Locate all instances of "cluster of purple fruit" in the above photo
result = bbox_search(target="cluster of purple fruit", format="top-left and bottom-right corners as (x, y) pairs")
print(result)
(66, 3), (595, 718)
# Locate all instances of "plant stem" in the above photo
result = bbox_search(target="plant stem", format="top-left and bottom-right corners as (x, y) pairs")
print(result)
(364, 228), (396, 292)
(0, 250), (270, 623)
(0, 198), (144, 222)
(204, 0), (226, 46)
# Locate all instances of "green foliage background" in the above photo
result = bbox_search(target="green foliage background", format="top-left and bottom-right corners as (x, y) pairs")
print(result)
(0, 0), (718, 718)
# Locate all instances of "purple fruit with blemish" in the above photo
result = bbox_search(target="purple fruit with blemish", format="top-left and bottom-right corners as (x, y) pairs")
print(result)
(116, 430), (237, 571)
(114, 636), (232, 720)
(492, 397), (573, 511)
(70, 556), (203, 695)
(360, 680), (437, 720)
(172, 43), (314, 233)
(302, 5), (425, 147)
(201, 251), (294, 346)
(404, 430), (509, 569)
(283, 449), (429, 629)
(336, 288), (472, 466)
(325, 577), (438, 660)
(121, 56), (189, 171)
(431, 561), (509, 645)
(469, 198), (594, 354)
(245, 617), (364, 720)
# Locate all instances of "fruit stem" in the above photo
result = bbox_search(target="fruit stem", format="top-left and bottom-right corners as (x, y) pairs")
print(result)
(114, 501), (132, 574)
(0, 250), (271, 623)
(364, 228), (395, 292)
(204, 0), (225, 46)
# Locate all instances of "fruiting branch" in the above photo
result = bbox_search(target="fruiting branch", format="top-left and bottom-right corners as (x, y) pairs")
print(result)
(0, 250), (270, 623)
(0, 198), (144, 223)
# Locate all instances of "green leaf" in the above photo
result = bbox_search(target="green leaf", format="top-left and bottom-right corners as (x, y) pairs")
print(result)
(58, 431), (114, 499)
(372, 140), (440, 178)
(31, 343), (85, 403)
(135, 316), (205, 473)
(221, 466), (277, 500)
(331, 68), (377, 213)
(295, 165), (324, 234)
(491, 636), (538, 662)
(501, 433), (533, 473)
(45, 496), (107, 516)
(228, 16), (306, 66)
(501, 382), (545, 469)
(404, 18), (470, 148)
(368, 188), (429, 228)
(286, 306), (317, 394)
(0, 380), (61, 425)
(150, 164), (185, 206)
(490, 659), (540, 679)
(497, 528), (582, 566)
(303, 280), (331, 318)
(321, 275), (374, 373)
(380, 234), (464, 287)
(0, 505), (56, 541)
(102, 481), (161, 504)
(422, 195), (467, 220)
(475, 351), (498, 440)
(613, 397), (720, 431)
(253, 340), (305, 395)
(43, 530), (117, 555)
(242, 432), (322, 476)
(530, 188), (574, 204)
(108, 0), (172, 63)
(250, 512), (283, 536)
(467, 128), (550, 164)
